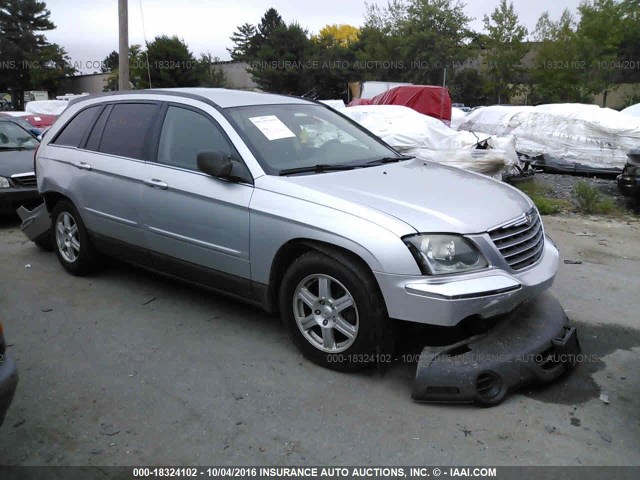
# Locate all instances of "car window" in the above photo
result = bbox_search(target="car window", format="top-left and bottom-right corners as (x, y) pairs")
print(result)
(0, 121), (39, 150)
(157, 106), (236, 171)
(52, 106), (101, 147)
(98, 103), (157, 160)
(85, 105), (112, 152)
(226, 104), (397, 175)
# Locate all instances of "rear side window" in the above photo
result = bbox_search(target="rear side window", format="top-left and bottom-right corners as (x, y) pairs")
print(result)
(98, 103), (157, 160)
(52, 106), (101, 147)
(157, 106), (237, 171)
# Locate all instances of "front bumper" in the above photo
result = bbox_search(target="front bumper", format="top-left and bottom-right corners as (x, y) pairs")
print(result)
(375, 239), (558, 327)
(0, 188), (41, 215)
(0, 353), (18, 427)
(412, 292), (580, 405)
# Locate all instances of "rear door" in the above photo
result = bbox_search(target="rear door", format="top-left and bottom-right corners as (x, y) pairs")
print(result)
(141, 103), (254, 285)
(74, 102), (160, 249)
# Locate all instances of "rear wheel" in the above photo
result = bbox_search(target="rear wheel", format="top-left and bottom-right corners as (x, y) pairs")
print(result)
(52, 200), (101, 275)
(279, 251), (393, 371)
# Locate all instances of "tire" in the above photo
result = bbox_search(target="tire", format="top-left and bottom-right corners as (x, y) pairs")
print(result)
(279, 250), (394, 372)
(51, 200), (101, 276)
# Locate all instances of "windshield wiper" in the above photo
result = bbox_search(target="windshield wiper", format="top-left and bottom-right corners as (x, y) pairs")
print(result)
(366, 155), (414, 165)
(279, 164), (356, 176)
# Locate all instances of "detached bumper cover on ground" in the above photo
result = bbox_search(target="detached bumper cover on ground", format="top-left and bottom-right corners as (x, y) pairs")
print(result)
(412, 292), (580, 405)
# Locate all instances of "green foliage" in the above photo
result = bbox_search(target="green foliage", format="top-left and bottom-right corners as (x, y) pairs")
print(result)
(515, 181), (564, 215)
(529, 9), (592, 104)
(195, 53), (226, 88)
(228, 23), (257, 62)
(101, 51), (119, 73)
(482, 0), (527, 104)
(135, 35), (199, 89)
(0, 0), (75, 101)
(573, 181), (617, 214)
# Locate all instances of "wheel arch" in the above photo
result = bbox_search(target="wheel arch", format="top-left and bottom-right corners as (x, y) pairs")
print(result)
(266, 238), (386, 315)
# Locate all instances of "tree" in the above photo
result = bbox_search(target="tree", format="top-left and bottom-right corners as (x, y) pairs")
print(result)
(360, 0), (473, 84)
(103, 45), (145, 91)
(313, 24), (360, 47)
(248, 21), (313, 94)
(196, 53), (226, 87)
(575, 0), (627, 103)
(135, 35), (199, 89)
(449, 68), (489, 106)
(529, 10), (590, 104)
(0, 0), (73, 107)
(482, 0), (527, 104)
(101, 50), (119, 73)
(257, 8), (283, 39)
(28, 43), (76, 94)
(228, 23), (257, 61)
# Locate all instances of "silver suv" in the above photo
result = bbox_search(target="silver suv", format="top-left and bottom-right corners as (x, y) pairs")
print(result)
(32, 88), (558, 372)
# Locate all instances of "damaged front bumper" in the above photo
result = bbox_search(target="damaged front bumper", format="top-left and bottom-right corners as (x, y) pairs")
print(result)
(412, 292), (580, 406)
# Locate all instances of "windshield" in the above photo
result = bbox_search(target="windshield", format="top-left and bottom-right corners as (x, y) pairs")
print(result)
(226, 104), (399, 174)
(0, 122), (39, 150)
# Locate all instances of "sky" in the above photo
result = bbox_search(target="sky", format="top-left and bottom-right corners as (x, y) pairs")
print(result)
(43, 0), (582, 74)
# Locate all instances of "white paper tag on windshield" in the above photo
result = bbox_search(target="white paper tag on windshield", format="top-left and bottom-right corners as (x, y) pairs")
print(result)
(249, 115), (296, 141)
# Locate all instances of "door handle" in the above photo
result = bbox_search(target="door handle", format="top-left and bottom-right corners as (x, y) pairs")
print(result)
(143, 178), (168, 190)
(75, 161), (92, 171)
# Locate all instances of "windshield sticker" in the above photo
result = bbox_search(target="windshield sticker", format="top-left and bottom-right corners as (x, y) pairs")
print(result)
(249, 115), (296, 141)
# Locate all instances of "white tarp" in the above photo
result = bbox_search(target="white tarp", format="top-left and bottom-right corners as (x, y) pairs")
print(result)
(25, 100), (68, 116)
(360, 81), (413, 100)
(450, 106), (468, 130)
(342, 105), (519, 176)
(458, 104), (640, 170)
(319, 99), (346, 110)
(621, 103), (640, 118)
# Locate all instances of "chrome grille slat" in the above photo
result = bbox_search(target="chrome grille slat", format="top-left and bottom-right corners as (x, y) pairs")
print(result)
(10, 173), (37, 188)
(502, 229), (544, 259)
(489, 210), (545, 271)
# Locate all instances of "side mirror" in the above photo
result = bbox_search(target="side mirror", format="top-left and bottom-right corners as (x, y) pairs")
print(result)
(197, 151), (233, 179)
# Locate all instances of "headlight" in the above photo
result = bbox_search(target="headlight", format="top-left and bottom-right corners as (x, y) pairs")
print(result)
(0, 176), (11, 189)
(403, 234), (489, 275)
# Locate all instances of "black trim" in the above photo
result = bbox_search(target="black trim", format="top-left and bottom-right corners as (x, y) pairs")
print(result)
(90, 232), (268, 310)
(50, 104), (103, 147)
(83, 104), (112, 151)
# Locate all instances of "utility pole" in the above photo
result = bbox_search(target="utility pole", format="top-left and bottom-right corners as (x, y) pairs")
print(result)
(118, 0), (129, 90)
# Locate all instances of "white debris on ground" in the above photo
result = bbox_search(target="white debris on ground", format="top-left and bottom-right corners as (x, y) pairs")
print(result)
(458, 104), (640, 171)
(342, 104), (519, 176)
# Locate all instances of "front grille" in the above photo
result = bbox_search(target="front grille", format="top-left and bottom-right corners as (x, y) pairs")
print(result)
(489, 209), (544, 271)
(10, 173), (37, 188)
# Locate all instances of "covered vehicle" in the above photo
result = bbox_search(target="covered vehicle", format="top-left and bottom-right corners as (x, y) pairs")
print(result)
(621, 103), (640, 119)
(0, 111), (58, 130)
(0, 119), (41, 215)
(342, 104), (519, 177)
(25, 99), (68, 116)
(349, 85), (452, 123)
(458, 104), (640, 175)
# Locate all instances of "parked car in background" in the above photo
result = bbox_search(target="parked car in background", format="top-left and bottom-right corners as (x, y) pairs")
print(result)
(618, 148), (640, 200)
(0, 321), (18, 428)
(0, 114), (41, 137)
(0, 119), (41, 215)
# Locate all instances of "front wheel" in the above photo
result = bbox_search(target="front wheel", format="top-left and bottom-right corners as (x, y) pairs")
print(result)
(279, 251), (393, 371)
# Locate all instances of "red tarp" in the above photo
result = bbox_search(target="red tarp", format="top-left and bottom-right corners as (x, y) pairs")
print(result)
(0, 112), (58, 128)
(349, 85), (452, 122)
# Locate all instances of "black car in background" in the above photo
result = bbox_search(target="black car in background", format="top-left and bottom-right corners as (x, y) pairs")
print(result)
(0, 119), (41, 216)
(618, 148), (640, 200)
(0, 321), (18, 427)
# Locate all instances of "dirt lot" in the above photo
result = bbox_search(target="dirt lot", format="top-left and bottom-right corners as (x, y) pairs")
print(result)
(0, 213), (638, 466)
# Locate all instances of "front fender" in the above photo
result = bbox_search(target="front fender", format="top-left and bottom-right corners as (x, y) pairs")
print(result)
(249, 187), (422, 284)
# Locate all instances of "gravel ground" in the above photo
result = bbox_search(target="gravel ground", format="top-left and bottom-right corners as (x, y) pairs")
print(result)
(533, 173), (633, 210)
(0, 214), (638, 466)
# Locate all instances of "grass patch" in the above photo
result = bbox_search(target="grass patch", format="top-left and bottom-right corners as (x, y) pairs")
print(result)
(573, 181), (619, 214)
(515, 181), (568, 215)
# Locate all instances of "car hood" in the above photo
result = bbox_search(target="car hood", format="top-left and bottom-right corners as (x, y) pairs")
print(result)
(276, 159), (533, 234)
(0, 149), (36, 177)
